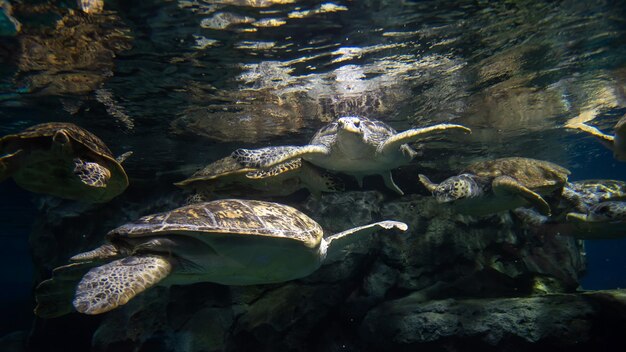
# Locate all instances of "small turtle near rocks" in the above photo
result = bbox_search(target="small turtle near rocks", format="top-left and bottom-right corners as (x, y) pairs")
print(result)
(0, 122), (131, 203)
(174, 155), (343, 200)
(566, 114), (626, 162)
(232, 116), (471, 195)
(565, 201), (626, 239)
(514, 179), (626, 240)
(34, 199), (407, 317)
(419, 157), (570, 216)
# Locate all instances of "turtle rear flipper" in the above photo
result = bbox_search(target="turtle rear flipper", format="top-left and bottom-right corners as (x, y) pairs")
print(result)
(0, 149), (24, 182)
(232, 145), (329, 169)
(492, 175), (551, 216)
(73, 255), (172, 315)
(382, 171), (404, 195)
(296, 161), (344, 195)
(73, 158), (111, 188)
(378, 124), (471, 156)
(35, 262), (100, 318)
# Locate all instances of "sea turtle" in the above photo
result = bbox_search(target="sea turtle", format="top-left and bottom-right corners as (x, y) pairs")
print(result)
(513, 180), (626, 239)
(174, 155), (343, 199)
(0, 122), (131, 203)
(514, 179), (626, 224)
(34, 199), (407, 316)
(566, 114), (626, 162)
(560, 179), (626, 212)
(232, 116), (471, 195)
(564, 201), (626, 239)
(418, 157), (570, 216)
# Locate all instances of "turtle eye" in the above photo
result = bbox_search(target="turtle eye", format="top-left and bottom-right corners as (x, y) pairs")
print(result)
(354, 120), (360, 128)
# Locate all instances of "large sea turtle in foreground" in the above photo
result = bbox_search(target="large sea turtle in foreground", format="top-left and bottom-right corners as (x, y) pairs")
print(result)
(175, 155), (343, 198)
(0, 122), (131, 203)
(35, 199), (407, 316)
(419, 157), (570, 216)
(566, 114), (626, 162)
(232, 116), (471, 195)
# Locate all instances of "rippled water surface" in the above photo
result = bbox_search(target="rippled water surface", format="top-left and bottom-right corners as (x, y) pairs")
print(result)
(1, 0), (626, 348)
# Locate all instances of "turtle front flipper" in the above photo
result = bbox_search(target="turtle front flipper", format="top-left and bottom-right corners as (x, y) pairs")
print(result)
(232, 145), (329, 169)
(0, 149), (24, 182)
(73, 158), (111, 188)
(73, 255), (172, 315)
(418, 174), (439, 193)
(566, 122), (615, 151)
(378, 124), (472, 156)
(116, 151), (133, 164)
(492, 175), (551, 215)
(245, 158), (302, 179)
(324, 221), (408, 262)
(35, 262), (101, 318)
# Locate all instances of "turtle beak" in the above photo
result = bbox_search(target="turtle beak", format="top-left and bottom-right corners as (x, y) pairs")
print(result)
(338, 117), (362, 134)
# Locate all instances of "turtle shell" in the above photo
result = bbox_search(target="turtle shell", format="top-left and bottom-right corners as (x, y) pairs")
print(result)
(107, 199), (324, 249)
(569, 179), (626, 203)
(3, 122), (114, 156)
(464, 157), (570, 190)
(0, 122), (128, 202)
(309, 116), (397, 148)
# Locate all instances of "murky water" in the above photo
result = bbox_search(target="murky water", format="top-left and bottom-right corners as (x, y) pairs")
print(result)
(1, 0), (626, 350)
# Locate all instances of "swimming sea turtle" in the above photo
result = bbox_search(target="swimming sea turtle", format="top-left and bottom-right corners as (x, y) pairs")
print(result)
(0, 122), (131, 203)
(514, 179), (626, 239)
(563, 201), (626, 239)
(566, 114), (626, 162)
(34, 199), (407, 316)
(418, 157), (570, 216)
(560, 179), (626, 212)
(174, 155), (343, 198)
(232, 116), (471, 195)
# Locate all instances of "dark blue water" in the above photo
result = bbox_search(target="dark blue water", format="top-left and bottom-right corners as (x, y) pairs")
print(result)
(2, 0), (626, 349)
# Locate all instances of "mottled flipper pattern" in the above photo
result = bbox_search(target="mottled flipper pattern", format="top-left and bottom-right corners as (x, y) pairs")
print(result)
(73, 255), (172, 315)
(73, 158), (111, 188)
(232, 145), (329, 169)
(245, 158), (302, 179)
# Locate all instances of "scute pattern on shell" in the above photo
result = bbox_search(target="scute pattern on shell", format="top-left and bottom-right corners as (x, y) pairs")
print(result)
(16, 122), (114, 157)
(309, 116), (396, 148)
(108, 199), (324, 248)
(569, 179), (626, 203)
(464, 157), (570, 189)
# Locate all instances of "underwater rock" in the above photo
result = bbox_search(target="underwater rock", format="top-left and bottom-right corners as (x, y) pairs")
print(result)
(360, 289), (626, 350)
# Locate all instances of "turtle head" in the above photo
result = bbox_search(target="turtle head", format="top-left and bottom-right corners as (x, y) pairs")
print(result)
(432, 174), (481, 203)
(337, 116), (365, 135)
(52, 129), (73, 154)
